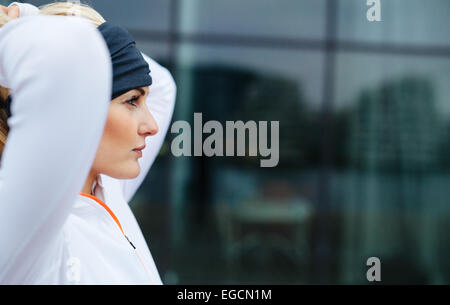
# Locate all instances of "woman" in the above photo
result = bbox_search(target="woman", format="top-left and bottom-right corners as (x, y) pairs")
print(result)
(0, 2), (176, 284)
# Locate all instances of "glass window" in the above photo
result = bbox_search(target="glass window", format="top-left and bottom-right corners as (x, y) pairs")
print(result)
(331, 52), (450, 283)
(177, 43), (325, 109)
(90, 0), (171, 32)
(136, 40), (171, 67)
(337, 0), (450, 46)
(178, 0), (327, 40)
(335, 53), (450, 119)
(166, 43), (325, 283)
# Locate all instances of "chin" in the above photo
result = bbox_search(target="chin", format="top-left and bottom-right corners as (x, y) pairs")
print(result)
(106, 162), (141, 179)
(125, 165), (141, 179)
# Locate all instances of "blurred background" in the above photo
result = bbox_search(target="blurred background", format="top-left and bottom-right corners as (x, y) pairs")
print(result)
(6, 0), (450, 284)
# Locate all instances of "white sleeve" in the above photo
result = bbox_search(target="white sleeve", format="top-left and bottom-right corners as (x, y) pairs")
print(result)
(120, 54), (176, 203)
(8, 2), (39, 17)
(0, 16), (111, 281)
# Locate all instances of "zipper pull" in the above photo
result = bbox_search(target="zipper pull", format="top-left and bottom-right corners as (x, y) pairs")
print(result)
(125, 235), (136, 249)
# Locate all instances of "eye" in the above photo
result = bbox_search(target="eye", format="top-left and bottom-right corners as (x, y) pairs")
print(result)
(126, 96), (139, 107)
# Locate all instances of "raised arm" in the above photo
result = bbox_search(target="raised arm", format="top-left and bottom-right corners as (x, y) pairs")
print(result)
(8, 0), (177, 204)
(119, 55), (176, 203)
(0, 16), (111, 282)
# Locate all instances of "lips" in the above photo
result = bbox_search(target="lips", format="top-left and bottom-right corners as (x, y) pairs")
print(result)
(132, 145), (145, 158)
(133, 144), (146, 152)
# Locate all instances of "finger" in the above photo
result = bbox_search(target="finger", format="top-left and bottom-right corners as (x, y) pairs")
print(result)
(7, 5), (19, 19)
(0, 5), (8, 14)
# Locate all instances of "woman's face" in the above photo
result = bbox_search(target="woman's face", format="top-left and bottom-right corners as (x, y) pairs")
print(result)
(91, 86), (158, 179)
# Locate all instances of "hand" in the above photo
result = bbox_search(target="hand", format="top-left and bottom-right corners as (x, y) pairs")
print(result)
(0, 4), (20, 19)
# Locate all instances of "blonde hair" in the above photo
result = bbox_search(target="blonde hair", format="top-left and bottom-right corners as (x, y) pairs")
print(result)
(0, 2), (106, 154)
(39, 2), (105, 26)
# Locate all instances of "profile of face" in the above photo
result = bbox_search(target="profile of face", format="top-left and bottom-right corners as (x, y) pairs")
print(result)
(91, 86), (158, 179)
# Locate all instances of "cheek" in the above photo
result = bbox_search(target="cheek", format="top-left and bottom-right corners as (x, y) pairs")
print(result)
(92, 106), (141, 179)
(98, 108), (136, 157)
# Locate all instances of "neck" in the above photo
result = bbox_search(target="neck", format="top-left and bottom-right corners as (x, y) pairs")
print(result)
(81, 170), (98, 195)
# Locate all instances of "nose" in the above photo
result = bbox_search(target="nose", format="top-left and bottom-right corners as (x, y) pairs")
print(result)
(138, 107), (159, 137)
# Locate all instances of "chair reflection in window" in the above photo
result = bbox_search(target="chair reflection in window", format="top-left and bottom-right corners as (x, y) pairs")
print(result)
(215, 181), (313, 281)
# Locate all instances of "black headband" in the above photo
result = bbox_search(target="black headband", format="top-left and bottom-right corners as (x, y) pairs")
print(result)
(98, 22), (152, 100)
(6, 22), (152, 118)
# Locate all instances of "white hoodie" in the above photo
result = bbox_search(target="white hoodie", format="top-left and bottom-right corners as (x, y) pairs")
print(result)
(0, 6), (176, 284)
